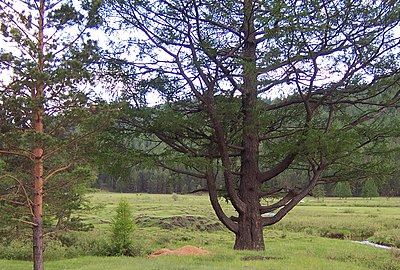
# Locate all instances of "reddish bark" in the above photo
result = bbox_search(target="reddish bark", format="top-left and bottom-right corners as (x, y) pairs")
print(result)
(32, 0), (45, 269)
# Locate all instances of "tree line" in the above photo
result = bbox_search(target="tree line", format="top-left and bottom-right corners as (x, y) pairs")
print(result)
(94, 160), (400, 198)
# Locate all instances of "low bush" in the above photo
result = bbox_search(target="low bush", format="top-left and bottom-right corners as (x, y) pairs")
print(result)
(0, 230), (145, 261)
(0, 239), (31, 260)
(55, 231), (111, 257)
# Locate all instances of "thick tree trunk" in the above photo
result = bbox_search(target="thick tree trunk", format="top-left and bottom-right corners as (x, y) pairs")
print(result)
(235, 0), (263, 250)
(234, 203), (264, 250)
(235, 128), (263, 250)
(235, 132), (264, 250)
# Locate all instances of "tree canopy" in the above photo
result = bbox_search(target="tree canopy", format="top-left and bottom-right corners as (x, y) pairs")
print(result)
(102, 0), (400, 250)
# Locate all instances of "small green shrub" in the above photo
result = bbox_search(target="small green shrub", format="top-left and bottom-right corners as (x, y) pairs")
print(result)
(57, 232), (80, 247)
(63, 230), (144, 257)
(44, 240), (79, 260)
(110, 198), (135, 256)
(0, 239), (31, 260)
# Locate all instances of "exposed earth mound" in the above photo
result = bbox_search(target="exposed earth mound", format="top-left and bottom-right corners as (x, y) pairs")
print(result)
(148, 245), (212, 258)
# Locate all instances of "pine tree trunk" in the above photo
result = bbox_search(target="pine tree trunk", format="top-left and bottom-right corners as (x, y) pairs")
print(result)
(32, 199), (44, 270)
(56, 213), (63, 230)
(32, 118), (44, 270)
(33, 1), (45, 269)
(234, 0), (263, 251)
(235, 130), (263, 250)
(32, 131), (44, 270)
(234, 203), (265, 250)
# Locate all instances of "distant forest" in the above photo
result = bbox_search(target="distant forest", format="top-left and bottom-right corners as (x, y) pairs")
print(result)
(94, 167), (400, 197)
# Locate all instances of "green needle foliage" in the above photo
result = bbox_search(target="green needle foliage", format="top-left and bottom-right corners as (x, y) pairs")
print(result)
(101, 0), (400, 250)
(362, 178), (380, 199)
(0, 0), (107, 268)
(335, 182), (353, 199)
(111, 198), (135, 256)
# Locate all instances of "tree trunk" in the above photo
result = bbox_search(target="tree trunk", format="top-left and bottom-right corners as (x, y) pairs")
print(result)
(234, 202), (264, 250)
(235, 129), (263, 251)
(234, 0), (264, 250)
(234, 0), (263, 251)
(32, 118), (44, 270)
(32, 207), (44, 270)
(56, 212), (63, 230)
(235, 129), (263, 250)
(33, 1), (45, 269)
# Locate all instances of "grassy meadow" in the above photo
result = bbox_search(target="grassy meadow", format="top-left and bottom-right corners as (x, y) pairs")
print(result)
(1, 192), (399, 270)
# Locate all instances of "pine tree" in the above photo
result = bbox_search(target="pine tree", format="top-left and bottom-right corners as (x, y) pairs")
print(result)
(111, 198), (135, 256)
(103, 0), (400, 250)
(335, 182), (353, 199)
(313, 185), (326, 201)
(0, 0), (103, 268)
(362, 178), (379, 199)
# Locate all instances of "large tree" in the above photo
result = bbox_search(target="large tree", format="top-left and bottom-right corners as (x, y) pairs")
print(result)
(104, 0), (400, 250)
(0, 0), (103, 269)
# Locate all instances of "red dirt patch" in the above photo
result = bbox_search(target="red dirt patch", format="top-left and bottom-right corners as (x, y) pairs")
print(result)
(147, 245), (212, 258)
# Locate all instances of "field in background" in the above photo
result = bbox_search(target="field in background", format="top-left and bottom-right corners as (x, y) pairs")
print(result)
(1, 192), (399, 270)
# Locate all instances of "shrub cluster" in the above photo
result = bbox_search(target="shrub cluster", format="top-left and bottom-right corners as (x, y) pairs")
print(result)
(0, 230), (144, 261)
(0, 198), (142, 260)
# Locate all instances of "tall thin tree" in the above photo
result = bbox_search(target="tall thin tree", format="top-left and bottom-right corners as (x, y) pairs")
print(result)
(0, 0), (102, 268)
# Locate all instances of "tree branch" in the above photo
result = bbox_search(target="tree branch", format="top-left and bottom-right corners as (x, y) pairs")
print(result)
(43, 164), (72, 183)
(156, 161), (206, 179)
(262, 165), (324, 226)
(258, 153), (296, 183)
(0, 149), (33, 160)
(206, 167), (238, 233)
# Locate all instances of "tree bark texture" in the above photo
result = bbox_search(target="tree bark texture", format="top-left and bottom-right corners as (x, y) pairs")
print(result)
(32, 88), (45, 270)
(234, 203), (264, 250)
(232, 0), (264, 250)
(33, 0), (45, 269)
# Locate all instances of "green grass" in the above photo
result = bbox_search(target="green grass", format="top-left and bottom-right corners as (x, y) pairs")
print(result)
(1, 193), (399, 270)
(1, 239), (399, 270)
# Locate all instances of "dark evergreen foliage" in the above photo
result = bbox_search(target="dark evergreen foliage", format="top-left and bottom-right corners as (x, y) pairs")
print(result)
(101, 0), (400, 250)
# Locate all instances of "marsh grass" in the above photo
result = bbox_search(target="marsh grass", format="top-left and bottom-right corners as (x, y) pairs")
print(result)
(0, 192), (399, 270)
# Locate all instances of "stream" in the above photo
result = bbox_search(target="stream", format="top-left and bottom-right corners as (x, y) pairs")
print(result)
(352, 241), (399, 250)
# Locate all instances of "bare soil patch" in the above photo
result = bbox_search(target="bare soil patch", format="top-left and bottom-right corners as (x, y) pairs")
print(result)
(147, 245), (212, 258)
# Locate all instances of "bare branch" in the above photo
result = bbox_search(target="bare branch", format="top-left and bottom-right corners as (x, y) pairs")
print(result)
(43, 164), (71, 183)
(12, 218), (37, 227)
(0, 149), (33, 160)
